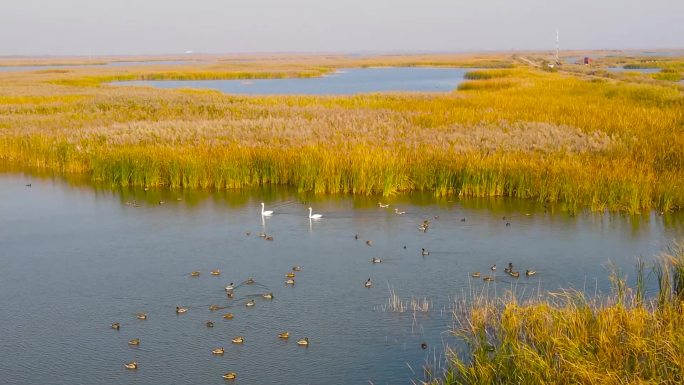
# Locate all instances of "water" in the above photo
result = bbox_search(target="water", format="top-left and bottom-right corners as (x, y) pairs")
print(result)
(112, 67), (472, 95)
(1, 172), (683, 385)
(0, 60), (201, 72)
(607, 67), (662, 74)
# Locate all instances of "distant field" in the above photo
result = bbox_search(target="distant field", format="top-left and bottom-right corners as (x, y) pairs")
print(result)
(1, 52), (683, 213)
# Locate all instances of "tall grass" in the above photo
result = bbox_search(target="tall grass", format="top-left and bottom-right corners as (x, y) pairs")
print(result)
(434, 243), (684, 385)
(1, 59), (683, 212)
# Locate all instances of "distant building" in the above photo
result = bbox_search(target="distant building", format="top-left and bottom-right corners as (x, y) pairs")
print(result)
(583, 57), (592, 65)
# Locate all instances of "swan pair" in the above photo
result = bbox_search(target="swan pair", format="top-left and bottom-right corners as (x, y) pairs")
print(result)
(260, 202), (323, 219)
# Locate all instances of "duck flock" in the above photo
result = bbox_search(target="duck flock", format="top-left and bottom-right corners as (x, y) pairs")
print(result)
(111, 202), (538, 381)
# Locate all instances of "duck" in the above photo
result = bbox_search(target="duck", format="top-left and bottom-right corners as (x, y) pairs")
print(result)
(226, 291), (234, 298)
(222, 372), (237, 380)
(265, 236), (274, 241)
(212, 347), (225, 355)
(364, 278), (372, 288)
(245, 278), (255, 284)
(111, 322), (120, 330)
(366, 240), (373, 246)
(225, 283), (235, 291)
(261, 202), (273, 217)
(421, 248), (430, 256)
(508, 271), (520, 278)
(190, 271), (200, 277)
(378, 202), (390, 208)
(471, 272), (481, 278)
(176, 306), (188, 314)
(262, 292), (274, 300)
(526, 270), (537, 277)
(285, 279), (295, 285)
(483, 276), (494, 282)
(421, 342), (428, 350)
(292, 266), (302, 271)
(394, 208), (406, 215)
(371, 257), (382, 264)
(209, 304), (221, 311)
(258, 233), (267, 238)
(354, 234), (359, 240)
(136, 313), (148, 320)
(278, 331), (289, 339)
(286, 272), (296, 278)
(308, 207), (323, 219)
(124, 361), (138, 370)
(211, 269), (221, 276)
(128, 338), (140, 346)
(231, 336), (244, 344)
(222, 313), (234, 320)
(506, 222), (511, 227)
(490, 264), (497, 271)
(206, 321), (214, 327)
(505, 262), (514, 273)
(245, 300), (255, 307)
(297, 337), (309, 346)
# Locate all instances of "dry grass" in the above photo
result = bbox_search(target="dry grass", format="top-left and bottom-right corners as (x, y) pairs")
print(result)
(0, 54), (683, 212)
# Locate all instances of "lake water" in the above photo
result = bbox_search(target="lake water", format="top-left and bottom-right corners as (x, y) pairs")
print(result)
(0, 60), (201, 72)
(112, 67), (472, 95)
(607, 67), (662, 74)
(1, 172), (683, 385)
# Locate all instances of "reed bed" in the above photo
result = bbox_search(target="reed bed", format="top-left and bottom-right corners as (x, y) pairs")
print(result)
(432, 243), (684, 385)
(1, 57), (683, 212)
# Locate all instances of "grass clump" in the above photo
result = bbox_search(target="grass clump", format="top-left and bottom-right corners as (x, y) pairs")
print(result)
(435, 243), (684, 385)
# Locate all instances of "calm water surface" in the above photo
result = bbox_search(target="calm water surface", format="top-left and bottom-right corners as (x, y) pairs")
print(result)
(607, 67), (662, 74)
(112, 67), (472, 95)
(1, 173), (683, 385)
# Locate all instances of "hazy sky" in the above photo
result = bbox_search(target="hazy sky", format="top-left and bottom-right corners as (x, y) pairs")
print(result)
(1, 0), (682, 56)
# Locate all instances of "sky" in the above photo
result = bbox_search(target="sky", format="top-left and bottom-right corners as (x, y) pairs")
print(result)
(1, 0), (682, 56)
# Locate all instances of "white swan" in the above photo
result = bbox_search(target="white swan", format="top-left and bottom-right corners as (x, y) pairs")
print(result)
(261, 202), (273, 217)
(308, 207), (322, 219)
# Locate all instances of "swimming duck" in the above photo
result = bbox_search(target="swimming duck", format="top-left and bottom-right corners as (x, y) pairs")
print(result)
(278, 332), (289, 339)
(246, 232), (251, 236)
(111, 322), (120, 330)
(245, 278), (255, 284)
(483, 276), (494, 282)
(265, 236), (274, 241)
(421, 248), (430, 256)
(128, 338), (140, 346)
(209, 304), (221, 311)
(226, 291), (234, 298)
(364, 278), (372, 288)
(136, 313), (147, 320)
(371, 257), (382, 264)
(366, 240), (373, 246)
(231, 336), (244, 344)
(212, 347), (225, 355)
(222, 313), (234, 320)
(176, 306), (188, 314)
(526, 270), (537, 276)
(262, 292), (274, 300)
(211, 269), (221, 276)
(490, 264), (496, 271)
(292, 266), (302, 271)
(245, 300), (255, 307)
(285, 279), (295, 285)
(354, 234), (359, 240)
(471, 272), (481, 278)
(508, 271), (520, 278)
(286, 272), (296, 278)
(421, 342), (428, 350)
(461, 217), (466, 222)
(124, 361), (138, 370)
(225, 283), (234, 291)
(378, 202), (390, 208)
(394, 208), (406, 215)
(206, 321), (214, 327)
(258, 233), (267, 238)
(222, 372), (237, 380)
(505, 262), (513, 273)
(190, 271), (200, 277)
(297, 337), (309, 346)
(505, 222), (511, 227)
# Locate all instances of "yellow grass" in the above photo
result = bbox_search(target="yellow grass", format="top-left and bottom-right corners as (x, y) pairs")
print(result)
(0, 54), (683, 213)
